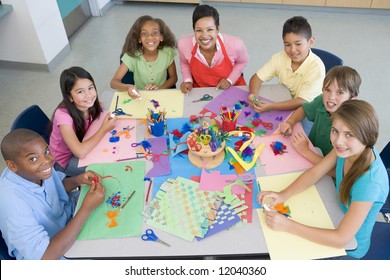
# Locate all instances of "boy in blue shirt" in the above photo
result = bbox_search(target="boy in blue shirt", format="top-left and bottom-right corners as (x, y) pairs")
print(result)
(0, 129), (105, 259)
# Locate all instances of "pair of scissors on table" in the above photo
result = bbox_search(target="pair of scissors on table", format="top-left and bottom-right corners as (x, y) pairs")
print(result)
(258, 119), (273, 130)
(113, 108), (132, 117)
(192, 94), (213, 103)
(141, 228), (170, 247)
(113, 125), (133, 138)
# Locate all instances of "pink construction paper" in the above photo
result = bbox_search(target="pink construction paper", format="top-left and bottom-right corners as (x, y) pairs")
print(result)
(78, 113), (137, 167)
(252, 122), (318, 175)
(145, 137), (171, 177)
(199, 163), (246, 194)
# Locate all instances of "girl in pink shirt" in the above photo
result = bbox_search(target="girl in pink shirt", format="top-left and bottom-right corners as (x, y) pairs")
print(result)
(49, 67), (116, 176)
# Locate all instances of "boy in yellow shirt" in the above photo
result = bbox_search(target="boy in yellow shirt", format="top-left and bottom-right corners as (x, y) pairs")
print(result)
(248, 16), (325, 115)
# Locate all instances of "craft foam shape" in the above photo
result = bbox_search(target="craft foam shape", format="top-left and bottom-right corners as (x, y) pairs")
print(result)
(169, 131), (191, 158)
(226, 143), (265, 171)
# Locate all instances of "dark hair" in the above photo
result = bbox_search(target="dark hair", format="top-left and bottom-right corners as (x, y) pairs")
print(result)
(192, 5), (219, 30)
(332, 100), (379, 204)
(282, 16), (312, 41)
(122, 15), (177, 57)
(323, 66), (361, 98)
(53, 66), (102, 141)
(1, 129), (41, 161)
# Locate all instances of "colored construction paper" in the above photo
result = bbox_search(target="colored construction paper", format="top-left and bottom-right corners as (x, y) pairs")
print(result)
(75, 161), (146, 240)
(199, 164), (246, 194)
(145, 137), (171, 177)
(253, 122), (317, 175)
(203, 86), (292, 134)
(78, 113), (137, 167)
(145, 177), (221, 241)
(257, 172), (346, 259)
(109, 90), (184, 119)
(196, 202), (241, 240)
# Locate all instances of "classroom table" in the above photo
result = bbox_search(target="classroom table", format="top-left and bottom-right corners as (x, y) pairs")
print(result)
(64, 85), (357, 259)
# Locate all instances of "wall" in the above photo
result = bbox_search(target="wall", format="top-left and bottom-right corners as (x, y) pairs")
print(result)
(0, 0), (69, 71)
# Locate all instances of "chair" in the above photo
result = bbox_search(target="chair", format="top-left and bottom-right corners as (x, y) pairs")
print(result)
(10, 105), (51, 144)
(361, 222), (390, 260)
(311, 48), (343, 73)
(0, 231), (15, 260)
(361, 142), (390, 259)
(380, 141), (390, 217)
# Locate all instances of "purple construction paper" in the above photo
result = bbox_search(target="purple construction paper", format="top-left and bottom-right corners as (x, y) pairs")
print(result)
(145, 137), (171, 177)
(203, 86), (292, 133)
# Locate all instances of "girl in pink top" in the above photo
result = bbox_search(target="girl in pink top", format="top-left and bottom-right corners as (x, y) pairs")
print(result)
(49, 67), (116, 176)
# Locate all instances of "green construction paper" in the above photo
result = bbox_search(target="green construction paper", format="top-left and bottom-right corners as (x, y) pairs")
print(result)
(75, 161), (145, 240)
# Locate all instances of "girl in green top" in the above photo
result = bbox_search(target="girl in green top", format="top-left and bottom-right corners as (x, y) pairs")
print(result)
(110, 15), (178, 99)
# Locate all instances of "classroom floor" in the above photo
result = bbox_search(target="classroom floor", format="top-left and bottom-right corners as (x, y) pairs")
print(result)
(0, 2), (389, 172)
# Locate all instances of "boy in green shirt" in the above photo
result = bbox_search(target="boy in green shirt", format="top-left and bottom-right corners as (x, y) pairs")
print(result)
(279, 66), (361, 165)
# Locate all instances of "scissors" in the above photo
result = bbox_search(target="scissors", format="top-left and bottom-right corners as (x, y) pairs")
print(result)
(192, 94), (213, 103)
(113, 108), (132, 117)
(114, 125), (133, 138)
(141, 229), (170, 247)
(258, 119), (273, 130)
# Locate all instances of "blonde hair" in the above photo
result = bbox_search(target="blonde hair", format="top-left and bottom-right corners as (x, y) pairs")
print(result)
(332, 100), (379, 204)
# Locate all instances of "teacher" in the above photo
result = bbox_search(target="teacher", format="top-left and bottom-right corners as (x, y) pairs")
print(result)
(178, 5), (249, 93)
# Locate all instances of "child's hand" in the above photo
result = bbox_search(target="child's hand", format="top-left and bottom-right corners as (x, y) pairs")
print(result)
(257, 191), (284, 208)
(82, 179), (106, 212)
(256, 100), (273, 113)
(101, 113), (116, 132)
(279, 122), (293, 137)
(77, 170), (102, 186)
(291, 132), (309, 154)
(127, 86), (141, 99)
(144, 84), (159, 90)
(180, 82), (193, 95)
(264, 209), (291, 231)
(216, 78), (231, 90)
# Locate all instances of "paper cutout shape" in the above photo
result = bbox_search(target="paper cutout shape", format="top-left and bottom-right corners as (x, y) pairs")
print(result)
(75, 161), (146, 240)
(144, 177), (221, 241)
(253, 122), (317, 175)
(78, 113), (137, 167)
(203, 86), (292, 134)
(109, 90), (184, 119)
(145, 137), (171, 178)
(257, 172), (346, 259)
(199, 163), (246, 194)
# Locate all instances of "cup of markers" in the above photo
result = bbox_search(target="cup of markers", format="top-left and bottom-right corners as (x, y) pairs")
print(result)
(147, 109), (166, 137)
(220, 105), (240, 132)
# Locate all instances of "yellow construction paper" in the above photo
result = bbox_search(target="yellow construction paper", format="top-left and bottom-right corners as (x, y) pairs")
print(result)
(257, 172), (346, 259)
(109, 90), (184, 118)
